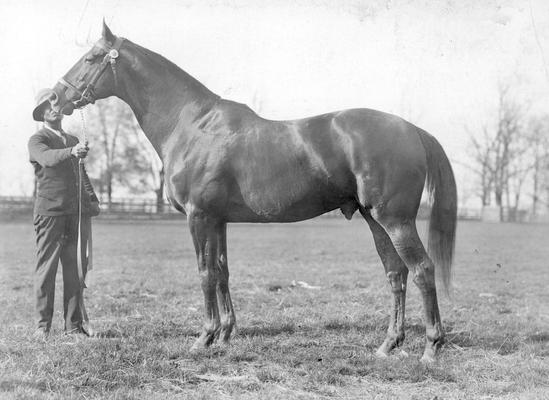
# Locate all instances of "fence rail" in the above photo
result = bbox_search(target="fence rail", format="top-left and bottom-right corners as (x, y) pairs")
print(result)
(0, 196), (488, 221)
(0, 196), (181, 219)
(0, 196), (342, 219)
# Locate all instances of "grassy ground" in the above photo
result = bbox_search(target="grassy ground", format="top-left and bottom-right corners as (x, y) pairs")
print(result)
(0, 217), (548, 399)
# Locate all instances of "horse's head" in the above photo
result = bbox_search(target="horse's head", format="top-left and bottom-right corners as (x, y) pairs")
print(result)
(52, 21), (124, 116)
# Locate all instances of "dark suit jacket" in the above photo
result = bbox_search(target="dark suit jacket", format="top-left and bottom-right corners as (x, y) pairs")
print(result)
(28, 127), (99, 216)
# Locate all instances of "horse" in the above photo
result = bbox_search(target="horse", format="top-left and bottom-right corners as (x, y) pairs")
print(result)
(50, 21), (457, 363)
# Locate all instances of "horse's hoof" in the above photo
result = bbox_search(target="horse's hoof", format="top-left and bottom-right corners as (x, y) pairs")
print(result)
(190, 338), (210, 354)
(420, 353), (436, 364)
(375, 348), (390, 359)
(189, 344), (202, 354)
(420, 341), (440, 363)
(375, 339), (397, 359)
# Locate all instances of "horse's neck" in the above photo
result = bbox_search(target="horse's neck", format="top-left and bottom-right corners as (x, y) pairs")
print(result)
(118, 43), (219, 157)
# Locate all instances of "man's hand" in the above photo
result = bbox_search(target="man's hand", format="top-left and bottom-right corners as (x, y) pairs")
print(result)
(71, 141), (89, 159)
(89, 201), (100, 217)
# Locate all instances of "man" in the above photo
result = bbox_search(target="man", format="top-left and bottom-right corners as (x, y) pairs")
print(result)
(28, 88), (100, 338)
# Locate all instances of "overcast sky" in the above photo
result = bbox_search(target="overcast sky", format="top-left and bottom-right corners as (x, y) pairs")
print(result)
(1, 0), (548, 204)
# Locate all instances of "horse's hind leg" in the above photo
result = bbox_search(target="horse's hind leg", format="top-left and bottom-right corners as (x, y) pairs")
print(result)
(215, 223), (236, 344)
(361, 209), (408, 357)
(188, 210), (221, 350)
(374, 212), (444, 363)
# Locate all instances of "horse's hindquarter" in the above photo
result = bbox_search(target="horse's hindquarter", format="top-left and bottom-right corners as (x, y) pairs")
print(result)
(331, 109), (428, 213)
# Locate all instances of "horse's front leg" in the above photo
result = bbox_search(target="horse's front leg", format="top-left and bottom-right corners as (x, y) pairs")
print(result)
(216, 222), (236, 343)
(188, 210), (221, 350)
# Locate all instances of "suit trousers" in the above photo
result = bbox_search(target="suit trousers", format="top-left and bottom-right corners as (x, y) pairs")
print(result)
(33, 214), (89, 331)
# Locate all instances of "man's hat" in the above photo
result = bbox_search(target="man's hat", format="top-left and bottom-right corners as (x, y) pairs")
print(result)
(32, 88), (57, 122)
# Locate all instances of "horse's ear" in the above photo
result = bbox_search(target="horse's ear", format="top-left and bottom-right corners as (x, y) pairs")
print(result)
(102, 19), (115, 43)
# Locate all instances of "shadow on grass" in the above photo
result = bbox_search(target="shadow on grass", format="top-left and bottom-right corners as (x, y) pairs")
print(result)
(353, 359), (458, 383)
(0, 378), (53, 392)
(152, 323), (197, 339)
(527, 331), (549, 343)
(323, 320), (380, 333)
(446, 330), (521, 355)
(239, 322), (297, 337)
(90, 320), (198, 339)
(239, 318), (385, 338)
(94, 328), (131, 339)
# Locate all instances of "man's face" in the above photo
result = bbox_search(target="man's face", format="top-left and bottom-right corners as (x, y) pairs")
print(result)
(42, 103), (63, 124)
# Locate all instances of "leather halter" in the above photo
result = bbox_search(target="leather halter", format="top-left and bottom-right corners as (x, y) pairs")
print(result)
(59, 37), (124, 108)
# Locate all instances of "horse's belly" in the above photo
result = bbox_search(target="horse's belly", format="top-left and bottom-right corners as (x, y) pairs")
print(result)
(226, 178), (348, 223)
(225, 199), (337, 223)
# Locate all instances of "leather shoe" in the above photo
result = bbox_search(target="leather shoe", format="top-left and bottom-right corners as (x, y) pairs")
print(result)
(65, 326), (90, 337)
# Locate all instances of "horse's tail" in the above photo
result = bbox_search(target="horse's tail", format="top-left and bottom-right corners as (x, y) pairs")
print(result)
(417, 129), (457, 295)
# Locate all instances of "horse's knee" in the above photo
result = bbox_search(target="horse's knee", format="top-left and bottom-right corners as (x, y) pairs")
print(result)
(199, 269), (217, 289)
(387, 271), (406, 293)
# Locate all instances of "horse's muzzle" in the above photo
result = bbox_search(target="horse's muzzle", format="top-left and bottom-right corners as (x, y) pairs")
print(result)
(60, 101), (75, 116)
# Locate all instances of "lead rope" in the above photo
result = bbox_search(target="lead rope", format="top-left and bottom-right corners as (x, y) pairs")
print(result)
(77, 108), (92, 333)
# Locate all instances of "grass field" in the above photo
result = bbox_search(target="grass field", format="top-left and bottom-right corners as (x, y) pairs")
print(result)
(1, 217), (548, 399)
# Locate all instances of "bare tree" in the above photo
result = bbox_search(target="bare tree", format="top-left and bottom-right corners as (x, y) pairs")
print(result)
(83, 98), (163, 209)
(527, 116), (549, 217)
(468, 126), (496, 206)
(492, 84), (525, 216)
(467, 83), (530, 221)
(129, 123), (165, 212)
(505, 132), (533, 222)
(84, 98), (129, 207)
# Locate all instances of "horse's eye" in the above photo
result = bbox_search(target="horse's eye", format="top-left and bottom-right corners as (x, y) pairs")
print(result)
(84, 55), (95, 64)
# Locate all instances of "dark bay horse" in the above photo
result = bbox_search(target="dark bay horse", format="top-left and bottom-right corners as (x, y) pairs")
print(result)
(51, 22), (457, 362)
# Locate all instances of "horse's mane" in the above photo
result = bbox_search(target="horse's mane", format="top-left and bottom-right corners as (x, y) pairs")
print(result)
(125, 38), (218, 99)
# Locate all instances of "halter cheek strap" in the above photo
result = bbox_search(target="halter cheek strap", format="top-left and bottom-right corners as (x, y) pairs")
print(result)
(59, 37), (125, 108)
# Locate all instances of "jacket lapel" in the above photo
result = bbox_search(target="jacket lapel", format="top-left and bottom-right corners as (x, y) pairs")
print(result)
(41, 128), (68, 148)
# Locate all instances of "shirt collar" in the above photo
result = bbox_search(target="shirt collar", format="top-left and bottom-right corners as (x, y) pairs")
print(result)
(43, 124), (65, 138)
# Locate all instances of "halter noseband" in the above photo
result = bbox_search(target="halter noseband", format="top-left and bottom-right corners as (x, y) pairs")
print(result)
(59, 37), (125, 108)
